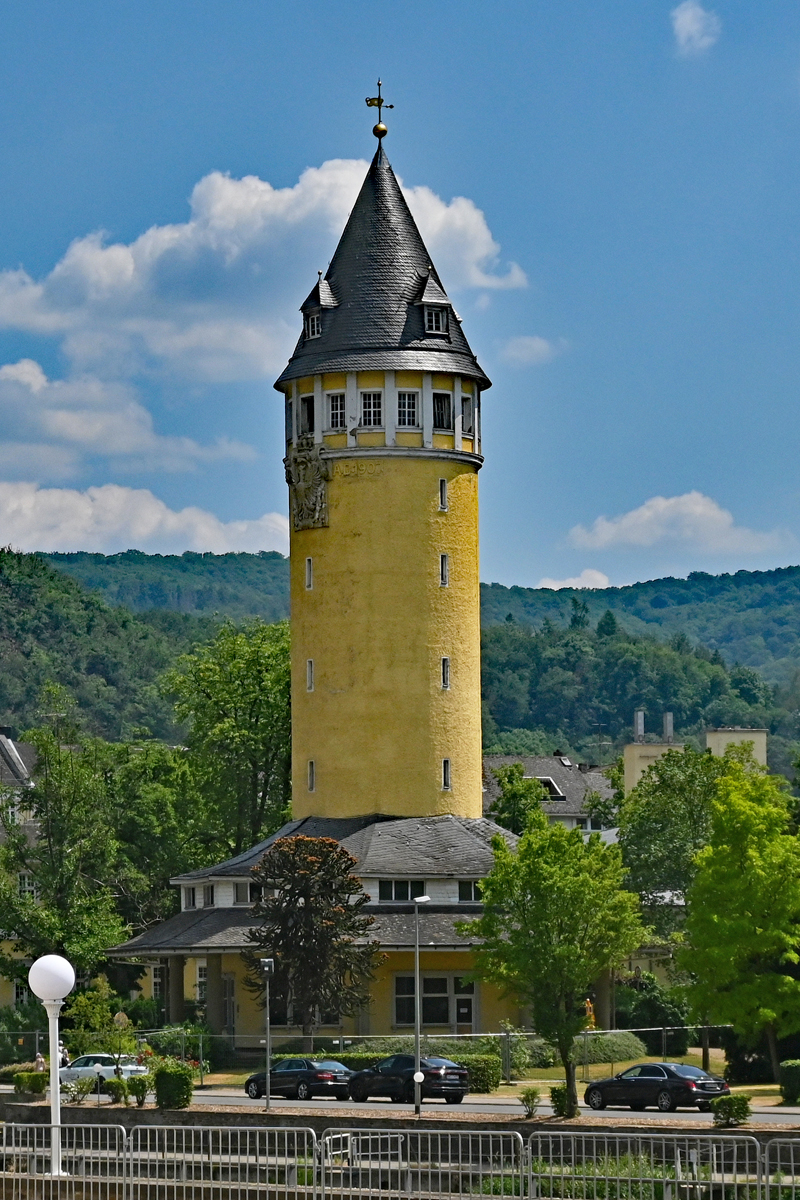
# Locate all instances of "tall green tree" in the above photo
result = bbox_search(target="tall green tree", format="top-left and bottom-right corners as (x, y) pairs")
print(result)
(616, 747), (725, 932)
(489, 763), (548, 834)
(164, 619), (291, 854)
(607, 744), (761, 935)
(461, 812), (645, 1116)
(244, 837), (385, 1049)
(0, 728), (127, 976)
(100, 738), (216, 928)
(680, 762), (800, 1082)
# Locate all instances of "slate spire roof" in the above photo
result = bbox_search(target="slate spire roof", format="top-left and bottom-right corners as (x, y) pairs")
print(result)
(274, 144), (491, 389)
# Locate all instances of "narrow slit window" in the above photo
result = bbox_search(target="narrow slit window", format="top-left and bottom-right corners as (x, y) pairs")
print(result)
(328, 393), (346, 430)
(397, 391), (418, 427)
(440, 554), (449, 587)
(306, 659), (314, 692)
(307, 760), (315, 792)
(461, 396), (474, 435)
(285, 399), (293, 443)
(360, 391), (382, 427)
(305, 557), (313, 589)
(433, 392), (453, 431)
(299, 394), (315, 435)
(439, 479), (448, 510)
(441, 657), (450, 689)
(442, 758), (452, 790)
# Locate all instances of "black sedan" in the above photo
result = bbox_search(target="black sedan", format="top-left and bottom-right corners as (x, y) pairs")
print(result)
(584, 1062), (731, 1112)
(244, 1058), (353, 1100)
(348, 1054), (469, 1104)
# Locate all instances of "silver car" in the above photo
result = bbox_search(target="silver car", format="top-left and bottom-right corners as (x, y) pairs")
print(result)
(59, 1053), (148, 1083)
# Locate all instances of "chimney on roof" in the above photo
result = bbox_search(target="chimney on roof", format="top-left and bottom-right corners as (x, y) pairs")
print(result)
(663, 712), (674, 743)
(634, 711), (645, 744)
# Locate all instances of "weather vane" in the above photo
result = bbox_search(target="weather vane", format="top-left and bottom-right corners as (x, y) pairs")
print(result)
(365, 79), (393, 139)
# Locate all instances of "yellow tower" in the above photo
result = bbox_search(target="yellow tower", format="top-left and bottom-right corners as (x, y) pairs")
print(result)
(274, 118), (491, 821)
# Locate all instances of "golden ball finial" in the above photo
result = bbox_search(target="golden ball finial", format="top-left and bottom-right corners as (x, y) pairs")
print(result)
(373, 121), (388, 139)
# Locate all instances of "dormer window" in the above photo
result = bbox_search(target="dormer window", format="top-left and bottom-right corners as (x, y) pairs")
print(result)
(425, 306), (448, 333)
(305, 312), (322, 339)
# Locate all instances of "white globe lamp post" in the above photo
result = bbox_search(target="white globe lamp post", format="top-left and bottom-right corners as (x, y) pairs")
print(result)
(28, 955), (75, 1175)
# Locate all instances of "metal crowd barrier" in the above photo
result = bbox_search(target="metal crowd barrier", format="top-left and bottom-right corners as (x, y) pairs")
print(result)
(0, 1123), (794, 1199)
(319, 1127), (524, 1198)
(1, 1123), (128, 1199)
(529, 1131), (763, 1200)
(128, 1125), (317, 1199)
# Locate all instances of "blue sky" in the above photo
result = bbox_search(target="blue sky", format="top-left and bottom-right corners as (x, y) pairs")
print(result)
(0, 0), (798, 590)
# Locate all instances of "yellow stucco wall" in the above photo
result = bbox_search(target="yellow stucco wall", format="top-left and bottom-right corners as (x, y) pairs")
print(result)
(290, 451), (482, 819)
(172, 950), (522, 1036)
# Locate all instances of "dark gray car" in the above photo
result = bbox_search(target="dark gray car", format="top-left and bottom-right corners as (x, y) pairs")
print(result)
(244, 1058), (353, 1100)
(584, 1062), (730, 1112)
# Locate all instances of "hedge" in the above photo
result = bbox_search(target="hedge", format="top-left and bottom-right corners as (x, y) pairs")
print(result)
(270, 1050), (502, 1092)
(13, 1071), (47, 1094)
(153, 1060), (194, 1109)
(780, 1060), (800, 1104)
(0, 1061), (36, 1082)
(571, 1031), (647, 1065)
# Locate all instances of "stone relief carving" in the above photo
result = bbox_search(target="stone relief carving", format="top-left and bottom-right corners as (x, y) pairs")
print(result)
(284, 438), (331, 530)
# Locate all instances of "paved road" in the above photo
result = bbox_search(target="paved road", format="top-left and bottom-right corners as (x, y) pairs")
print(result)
(192, 1087), (800, 1125)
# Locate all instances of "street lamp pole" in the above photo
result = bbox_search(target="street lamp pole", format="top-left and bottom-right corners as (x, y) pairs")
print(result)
(27, 955), (75, 1177)
(413, 895), (430, 1116)
(261, 958), (274, 1112)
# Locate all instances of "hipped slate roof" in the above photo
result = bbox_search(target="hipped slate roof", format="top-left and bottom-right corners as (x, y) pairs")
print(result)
(274, 145), (490, 389)
(171, 813), (516, 884)
(482, 755), (615, 819)
(107, 904), (480, 958)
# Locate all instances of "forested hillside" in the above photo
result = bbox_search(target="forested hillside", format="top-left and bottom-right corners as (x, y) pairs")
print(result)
(46, 550), (289, 621)
(46, 551), (800, 684)
(483, 567), (800, 685)
(0, 550), (213, 740)
(8, 549), (798, 778)
(482, 606), (800, 779)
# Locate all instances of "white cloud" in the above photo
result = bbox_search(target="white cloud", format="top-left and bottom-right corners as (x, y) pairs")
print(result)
(538, 569), (610, 591)
(0, 359), (254, 479)
(0, 160), (525, 386)
(569, 491), (787, 554)
(0, 481), (289, 555)
(501, 335), (565, 366)
(671, 1), (721, 56)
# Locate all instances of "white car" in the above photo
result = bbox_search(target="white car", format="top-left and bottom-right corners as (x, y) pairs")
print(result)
(59, 1053), (148, 1083)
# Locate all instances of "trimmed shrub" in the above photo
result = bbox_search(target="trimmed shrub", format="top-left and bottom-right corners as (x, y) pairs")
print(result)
(153, 1060), (194, 1109)
(571, 1030), (647, 1066)
(104, 1077), (129, 1105)
(780, 1060), (800, 1104)
(127, 1075), (149, 1107)
(13, 1071), (47, 1095)
(0, 1061), (36, 1081)
(521, 1086), (541, 1117)
(712, 1094), (751, 1127)
(550, 1084), (571, 1118)
(458, 1055), (502, 1093)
